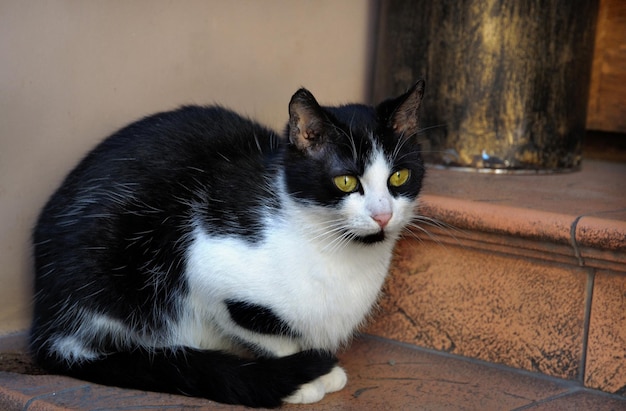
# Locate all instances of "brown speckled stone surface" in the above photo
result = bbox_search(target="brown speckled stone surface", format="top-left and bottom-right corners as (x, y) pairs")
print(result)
(407, 159), (626, 396)
(576, 216), (626, 252)
(367, 239), (589, 380)
(585, 271), (626, 395)
(418, 195), (575, 246)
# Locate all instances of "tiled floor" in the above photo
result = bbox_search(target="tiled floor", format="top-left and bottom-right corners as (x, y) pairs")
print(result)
(1, 334), (625, 410)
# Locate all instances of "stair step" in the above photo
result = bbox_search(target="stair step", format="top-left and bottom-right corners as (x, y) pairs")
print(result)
(367, 159), (626, 396)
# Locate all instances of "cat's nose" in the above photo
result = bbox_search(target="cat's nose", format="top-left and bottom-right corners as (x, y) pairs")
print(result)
(372, 212), (392, 229)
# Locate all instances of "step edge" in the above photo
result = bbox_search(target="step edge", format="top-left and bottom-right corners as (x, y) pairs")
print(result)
(417, 194), (626, 273)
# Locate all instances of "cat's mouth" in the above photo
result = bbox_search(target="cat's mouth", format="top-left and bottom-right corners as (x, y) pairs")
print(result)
(354, 230), (386, 244)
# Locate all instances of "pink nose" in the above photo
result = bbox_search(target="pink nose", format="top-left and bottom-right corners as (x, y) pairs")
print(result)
(372, 213), (392, 229)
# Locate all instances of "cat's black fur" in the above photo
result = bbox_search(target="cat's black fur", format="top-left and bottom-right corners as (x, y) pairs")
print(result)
(31, 81), (425, 407)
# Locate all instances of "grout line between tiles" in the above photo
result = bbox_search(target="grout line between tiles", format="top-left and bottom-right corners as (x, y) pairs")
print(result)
(569, 215), (585, 267)
(509, 387), (583, 411)
(22, 384), (90, 411)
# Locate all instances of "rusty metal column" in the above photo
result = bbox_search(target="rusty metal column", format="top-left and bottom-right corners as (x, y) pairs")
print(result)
(373, 0), (598, 173)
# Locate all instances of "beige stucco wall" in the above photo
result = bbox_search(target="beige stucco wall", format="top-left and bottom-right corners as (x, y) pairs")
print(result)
(0, 1), (377, 335)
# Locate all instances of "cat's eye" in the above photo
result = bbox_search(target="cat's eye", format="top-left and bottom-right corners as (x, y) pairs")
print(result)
(333, 175), (359, 193)
(389, 169), (411, 187)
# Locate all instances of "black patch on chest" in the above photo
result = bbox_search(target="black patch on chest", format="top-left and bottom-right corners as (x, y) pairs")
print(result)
(225, 300), (296, 336)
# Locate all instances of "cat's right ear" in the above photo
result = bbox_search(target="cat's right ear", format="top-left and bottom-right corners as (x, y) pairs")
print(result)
(391, 80), (425, 137)
(288, 88), (329, 154)
(379, 80), (425, 139)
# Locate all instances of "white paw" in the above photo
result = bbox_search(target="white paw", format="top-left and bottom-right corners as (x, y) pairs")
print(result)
(283, 379), (325, 404)
(283, 366), (348, 404)
(319, 365), (347, 393)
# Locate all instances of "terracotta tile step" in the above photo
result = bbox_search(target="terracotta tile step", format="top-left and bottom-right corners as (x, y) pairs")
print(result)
(1, 333), (625, 410)
(365, 159), (626, 397)
(416, 160), (626, 272)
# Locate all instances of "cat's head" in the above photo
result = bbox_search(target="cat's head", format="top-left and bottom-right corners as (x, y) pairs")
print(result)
(283, 81), (425, 246)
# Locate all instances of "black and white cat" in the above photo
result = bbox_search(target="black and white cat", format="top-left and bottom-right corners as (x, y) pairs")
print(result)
(31, 80), (425, 408)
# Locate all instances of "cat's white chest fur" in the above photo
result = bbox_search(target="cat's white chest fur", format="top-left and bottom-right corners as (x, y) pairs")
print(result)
(182, 208), (396, 355)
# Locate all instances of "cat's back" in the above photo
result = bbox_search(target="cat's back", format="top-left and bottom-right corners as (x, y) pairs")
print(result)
(76, 105), (280, 180)
(38, 105), (282, 216)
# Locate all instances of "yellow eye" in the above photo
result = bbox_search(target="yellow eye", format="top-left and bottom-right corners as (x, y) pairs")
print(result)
(389, 169), (411, 187)
(333, 175), (359, 193)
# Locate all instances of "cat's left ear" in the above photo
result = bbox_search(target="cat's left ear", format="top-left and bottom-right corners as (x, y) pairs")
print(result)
(288, 88), (329, 154)
(385, 79), (425, 138)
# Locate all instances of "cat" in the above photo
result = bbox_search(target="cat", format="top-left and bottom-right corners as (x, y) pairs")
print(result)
(30, 80), (425, 408)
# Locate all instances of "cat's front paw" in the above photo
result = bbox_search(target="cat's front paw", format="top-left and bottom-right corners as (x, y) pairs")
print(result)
(283, 366), (347, 404)
(283, 379), (326, 404)
(319, 365), (347, 393)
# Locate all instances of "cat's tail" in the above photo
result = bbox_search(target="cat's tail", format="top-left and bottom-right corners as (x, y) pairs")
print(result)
(34, 347), (337, 408)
